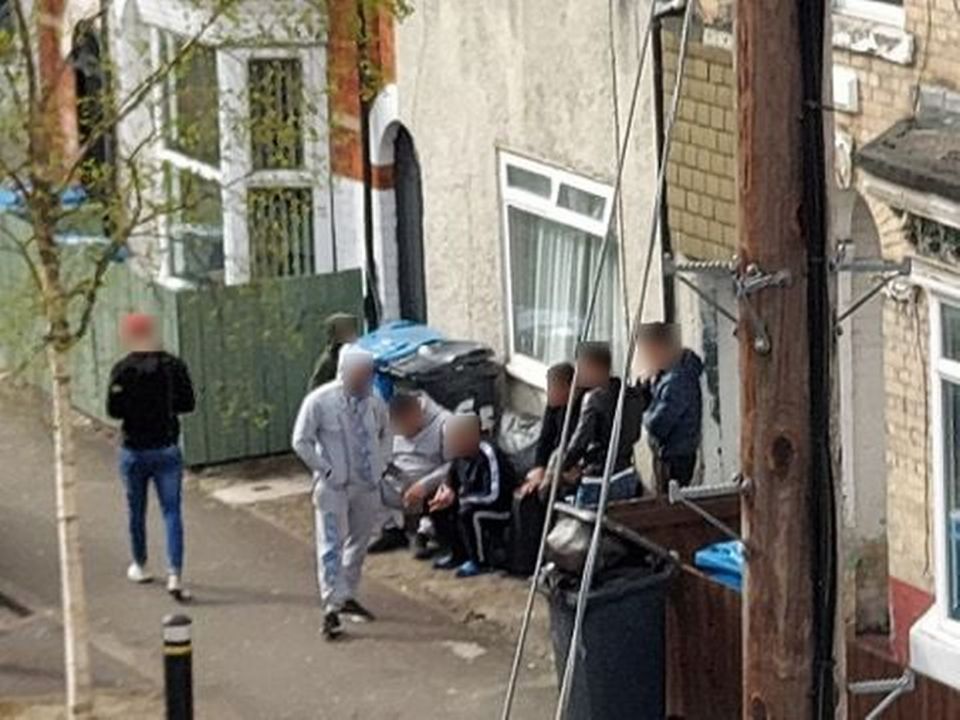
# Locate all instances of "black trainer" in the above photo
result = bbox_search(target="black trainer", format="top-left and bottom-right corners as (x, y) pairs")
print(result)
(323, 611), (343, 640)
(412, 532), (435, 561)
(341, 598), (376, 623)
(368, 527), (409, 554)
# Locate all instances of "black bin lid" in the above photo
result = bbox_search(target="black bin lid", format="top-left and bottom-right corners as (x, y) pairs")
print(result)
(387, 340), (496, 378)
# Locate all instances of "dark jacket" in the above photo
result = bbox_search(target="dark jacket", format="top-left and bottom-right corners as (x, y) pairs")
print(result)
(563, 378), (646, 476)
(450, 441), (515, 512)
(643, 349), (704, 459)
(308, 314), (359, 390)
(107, 352), (196, 449)
(534, 392), (583, 469)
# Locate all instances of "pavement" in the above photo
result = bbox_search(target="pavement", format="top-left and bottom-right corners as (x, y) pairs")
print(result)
(0, 385), (555, 719)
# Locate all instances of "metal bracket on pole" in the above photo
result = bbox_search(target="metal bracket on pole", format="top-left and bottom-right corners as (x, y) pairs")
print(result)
(848, 669), (915, 720)
(832, 243), (912, 331)
(667, 477), (746, 552)
(735, 264), (792, 355)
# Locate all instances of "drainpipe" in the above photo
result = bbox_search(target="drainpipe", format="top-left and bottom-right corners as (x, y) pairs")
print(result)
(652, 5), (677, 322)
(357, 1), (382, 329)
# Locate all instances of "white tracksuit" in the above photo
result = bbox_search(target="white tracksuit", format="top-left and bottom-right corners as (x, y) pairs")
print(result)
(292, 379), (391, 612)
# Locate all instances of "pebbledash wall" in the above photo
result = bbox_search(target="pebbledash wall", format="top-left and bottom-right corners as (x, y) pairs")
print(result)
(662, 0), (960, 688)
(380, 0), (661, 386)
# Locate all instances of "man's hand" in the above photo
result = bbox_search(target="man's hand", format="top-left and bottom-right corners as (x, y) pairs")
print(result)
(428, 484), (456, 512)
(516, 466), (546, 498)
(403, 481), (429, 509)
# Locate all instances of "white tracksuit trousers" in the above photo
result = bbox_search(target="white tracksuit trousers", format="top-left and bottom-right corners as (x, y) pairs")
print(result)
(314, 482), (380, 612)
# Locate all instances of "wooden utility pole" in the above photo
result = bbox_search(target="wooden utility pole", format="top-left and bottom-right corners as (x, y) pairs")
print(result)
(737, 0), (833, 717)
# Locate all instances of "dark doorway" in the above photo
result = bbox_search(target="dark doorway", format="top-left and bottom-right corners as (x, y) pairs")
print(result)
(393, 127), (427, 323)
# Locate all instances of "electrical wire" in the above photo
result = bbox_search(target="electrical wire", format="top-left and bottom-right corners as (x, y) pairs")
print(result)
(554, 1), (696, 716)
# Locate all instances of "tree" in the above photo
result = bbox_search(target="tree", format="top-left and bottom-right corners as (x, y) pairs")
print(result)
(0, 0), (405, 716)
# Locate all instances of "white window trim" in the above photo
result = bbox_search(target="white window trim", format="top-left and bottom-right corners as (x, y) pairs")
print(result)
(145, 24), (332, 284)
(834, 0), (905, 28)
(909, 261), (960, 689)
(498, 150), (615, 389)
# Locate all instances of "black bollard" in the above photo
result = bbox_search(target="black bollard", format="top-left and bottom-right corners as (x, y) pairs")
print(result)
(163, 614), (193, 720)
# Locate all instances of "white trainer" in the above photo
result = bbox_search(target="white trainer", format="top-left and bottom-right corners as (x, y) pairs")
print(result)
(126, 563), (153, 584)
(167, 574), (192, 603)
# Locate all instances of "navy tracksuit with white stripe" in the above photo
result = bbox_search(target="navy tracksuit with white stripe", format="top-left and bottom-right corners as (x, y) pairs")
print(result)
(438, 441), (516, 566)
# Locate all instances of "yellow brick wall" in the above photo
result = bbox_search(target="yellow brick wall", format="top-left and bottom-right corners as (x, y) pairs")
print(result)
(836, 0), (960, 594)
(660, 2), (955, 595)
(662, 20), (737, 262)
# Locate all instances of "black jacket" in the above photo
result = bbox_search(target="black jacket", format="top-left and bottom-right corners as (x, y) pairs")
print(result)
(450, 441), (515, 512)
(534, 392), (583, 469)
(562, 377), (646, 476)
(107, 352), (195, 449)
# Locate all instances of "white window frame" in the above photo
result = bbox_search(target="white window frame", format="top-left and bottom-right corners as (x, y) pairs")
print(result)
(145, 20), (331, 286)
(498, 151), (615, 389)
(834, 0), (905, 27)
(909, 260), (960, 689)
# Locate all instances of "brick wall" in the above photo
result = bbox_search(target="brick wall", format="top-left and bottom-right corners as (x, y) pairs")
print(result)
(662, 19), (738, 261)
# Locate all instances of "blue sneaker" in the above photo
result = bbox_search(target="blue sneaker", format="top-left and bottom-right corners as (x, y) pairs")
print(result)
(455, 560), (486, 578)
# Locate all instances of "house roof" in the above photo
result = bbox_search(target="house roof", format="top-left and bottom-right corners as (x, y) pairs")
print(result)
(857, 110), (960, 204)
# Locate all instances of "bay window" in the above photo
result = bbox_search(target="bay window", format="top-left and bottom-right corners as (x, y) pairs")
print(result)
(500, 152), (623, 387)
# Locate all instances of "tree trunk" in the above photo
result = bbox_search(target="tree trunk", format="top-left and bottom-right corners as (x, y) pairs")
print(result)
(47, 344), (93, 719)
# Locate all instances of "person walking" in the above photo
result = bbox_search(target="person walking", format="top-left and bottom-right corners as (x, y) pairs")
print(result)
(292, 345), (392, 640)
(106, 313), (196, 601)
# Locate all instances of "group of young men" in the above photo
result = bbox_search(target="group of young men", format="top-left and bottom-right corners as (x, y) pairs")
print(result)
(103, 309), (703, 642)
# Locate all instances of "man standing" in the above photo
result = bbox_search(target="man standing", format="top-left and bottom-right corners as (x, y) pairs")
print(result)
(292, 345), (391, 640)
(638, 322), (704, 492)
(107, 313), (195, 601)
(308, 313), (360, 390)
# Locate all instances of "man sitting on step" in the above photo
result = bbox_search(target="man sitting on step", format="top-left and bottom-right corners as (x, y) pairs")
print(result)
(428, 413), (516, 578)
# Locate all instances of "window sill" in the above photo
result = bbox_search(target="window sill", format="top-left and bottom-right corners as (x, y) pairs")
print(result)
(909, 608), (960, 690)
(505, 357), (548, 391)
(832, 12), (914, 66)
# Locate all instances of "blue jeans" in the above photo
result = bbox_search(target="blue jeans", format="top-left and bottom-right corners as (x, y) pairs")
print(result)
(119, 445), (184, 574)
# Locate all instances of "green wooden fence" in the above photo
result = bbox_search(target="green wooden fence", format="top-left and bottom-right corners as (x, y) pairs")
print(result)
(0, 214), (363, 466)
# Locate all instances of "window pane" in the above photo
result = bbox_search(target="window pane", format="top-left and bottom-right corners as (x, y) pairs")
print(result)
(506, 165), (551, 198)
(161, 32), (220, 166)
(165, 165), (224, 282)
(943, 304), (960, 361)
(248, 187), (314, 279)
(508, 206), (622, 366)
(557, 183), (606, 220)
(944, 381), (960, 620)
(249, 59), (304, 170)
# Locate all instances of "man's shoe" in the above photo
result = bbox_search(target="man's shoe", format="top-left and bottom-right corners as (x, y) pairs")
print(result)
(341, 598), (376, 623)
(368, 527), (409, 554)
(126, 563), (153, 584)
(323, 611), (344, 640)
(166, 574), (192, 603)
(412, 532), (435, 561)
(433, 553), (460, 571)
(455, 560), (487, 578)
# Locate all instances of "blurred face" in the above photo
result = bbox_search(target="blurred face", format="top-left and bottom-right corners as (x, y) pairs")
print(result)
(546, 377), (572, 408)
(391, 404), (425, 439)
(445, 420), (481, 459)
(641, 340), (675, 373)
(342, 362), (374, 396)
(575, 358), (608, 389)
(121, 325), (157, 351)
